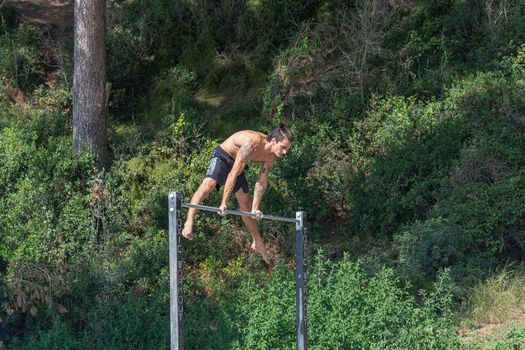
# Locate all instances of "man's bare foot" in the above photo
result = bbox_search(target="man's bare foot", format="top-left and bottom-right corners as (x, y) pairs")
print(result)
(251, 241), (270, 265)
(181, 222), (194, 240)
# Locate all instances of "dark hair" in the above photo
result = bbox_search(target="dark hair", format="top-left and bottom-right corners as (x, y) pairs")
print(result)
(267, 123), (293, 142)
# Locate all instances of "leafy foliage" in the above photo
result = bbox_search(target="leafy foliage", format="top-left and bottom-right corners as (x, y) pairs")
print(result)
(6, 254), (460, 350)
(3, 0), (525, 347)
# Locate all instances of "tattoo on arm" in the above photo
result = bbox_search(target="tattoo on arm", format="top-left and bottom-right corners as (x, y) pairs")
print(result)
(254, 162), (271, 200)
(254, 183), (265, 196)
(252, 181), (266, 211)
(259, 165), (270, 176)
(238, 139), (254, 160)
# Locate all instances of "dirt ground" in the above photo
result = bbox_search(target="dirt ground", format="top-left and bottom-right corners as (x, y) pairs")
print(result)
(5, 0), (73, 34)
(460, 312), (525, 345)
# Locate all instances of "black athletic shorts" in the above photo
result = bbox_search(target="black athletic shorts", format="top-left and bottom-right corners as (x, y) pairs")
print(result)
(205, 146), (249, 193)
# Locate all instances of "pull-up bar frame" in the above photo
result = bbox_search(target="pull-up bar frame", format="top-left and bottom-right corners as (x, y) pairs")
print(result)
(168, 192), (308, 350)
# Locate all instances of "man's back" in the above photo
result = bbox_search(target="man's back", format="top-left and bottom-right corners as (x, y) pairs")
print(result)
(220, 130), (273, 163)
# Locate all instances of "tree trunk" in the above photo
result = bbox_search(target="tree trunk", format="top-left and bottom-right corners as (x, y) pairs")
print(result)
(73, 0), (108, 170)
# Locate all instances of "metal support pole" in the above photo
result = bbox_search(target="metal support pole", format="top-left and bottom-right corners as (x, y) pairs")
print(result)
(169, 192), (307, 349)
(295, 211), (307, 350)
(169, 192), (184, 350)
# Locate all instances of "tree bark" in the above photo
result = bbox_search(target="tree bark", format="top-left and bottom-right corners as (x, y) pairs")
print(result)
(73, 0), (108, 170)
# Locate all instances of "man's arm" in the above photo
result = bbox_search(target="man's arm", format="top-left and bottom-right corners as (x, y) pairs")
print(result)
(252, 161), (273, 214)
(219, 139), (253, 212)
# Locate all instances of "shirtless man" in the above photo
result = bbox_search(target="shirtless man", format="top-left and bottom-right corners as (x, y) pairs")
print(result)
(181, 124), (293, 264)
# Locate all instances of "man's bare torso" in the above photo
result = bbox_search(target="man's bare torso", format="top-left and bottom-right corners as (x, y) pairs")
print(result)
(220, 130), (275, 163)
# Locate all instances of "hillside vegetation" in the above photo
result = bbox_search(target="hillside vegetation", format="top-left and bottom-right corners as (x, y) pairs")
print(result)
(1, 0), (525, 348)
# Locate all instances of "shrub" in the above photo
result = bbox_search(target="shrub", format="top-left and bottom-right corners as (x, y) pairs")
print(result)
(0, 4), (16, 35)
(0, 104), (97, 340)
(307, 254), (459, 350)
(436, 175), (525, 260)
(149, 66), (198, 130)
(0, 128), (94, 265)
(6, 322), (82, 350)
(229, 254), (459, 350)
(84, 296), (169, 350)
(106, 0), (178, 116)
(0, 24), (44, 92)
(395, 218), (467, 286)
(6, 295), (169, 350)
(268, 123), (354, 231)
(347, 95), (467, 237)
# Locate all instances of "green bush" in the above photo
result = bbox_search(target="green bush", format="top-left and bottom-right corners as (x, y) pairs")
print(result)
(149, 66), (198, 129)
(434, 71), (525, 262)
(266, 123), (353, 229)
(11, 253), (459, 349)
(395, 218), (467, 286)
(0, 24), (44, 92)
(347, 95), (467, 237)
(85, 296), (169, 350)
(7, 295), (169, 350)
(6, 322), (82, 350)
(0, 4), (17, 35)
(0, 101), (97, 340)
(0, 122), (94, 265)
(106, 0), (178, 116)
(437, 175), (525, 260)
(230, 254), (459, 350)
(308, 254), (459, 350)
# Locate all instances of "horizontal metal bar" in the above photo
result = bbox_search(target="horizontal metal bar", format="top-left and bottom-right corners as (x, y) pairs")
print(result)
(182, 202), (298, 224)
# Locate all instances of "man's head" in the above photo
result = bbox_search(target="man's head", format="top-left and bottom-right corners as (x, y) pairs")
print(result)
(267, 123), (293, 157)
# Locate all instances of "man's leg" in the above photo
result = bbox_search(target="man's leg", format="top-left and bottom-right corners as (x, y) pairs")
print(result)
(234, 189), (270, 264)
(182, 178), (217, 239)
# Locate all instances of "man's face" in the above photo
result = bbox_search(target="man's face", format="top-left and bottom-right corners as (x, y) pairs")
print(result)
(272, 138), (292, 157)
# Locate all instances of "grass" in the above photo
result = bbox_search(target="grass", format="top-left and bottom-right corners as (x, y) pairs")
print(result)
(466, 265), (525, 325)
(459, 265), (525, 349)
